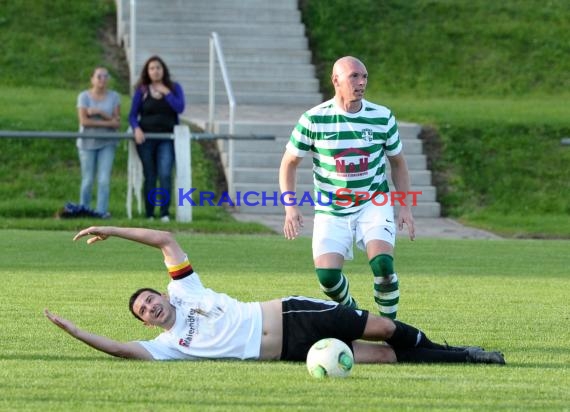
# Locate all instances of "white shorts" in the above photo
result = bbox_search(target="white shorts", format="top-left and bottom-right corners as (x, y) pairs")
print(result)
(312, 201), (396, 260)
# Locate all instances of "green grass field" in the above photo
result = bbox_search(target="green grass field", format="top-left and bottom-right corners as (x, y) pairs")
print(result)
(1, 230), (568, 411)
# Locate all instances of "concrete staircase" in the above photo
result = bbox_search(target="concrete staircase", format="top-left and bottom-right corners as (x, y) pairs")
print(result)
(117, 0), (321, 106)
(115, 0), (441, 218)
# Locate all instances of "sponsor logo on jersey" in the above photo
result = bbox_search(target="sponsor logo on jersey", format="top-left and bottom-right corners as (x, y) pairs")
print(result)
(178, 308), (198, 347)
(333, 148), (370, 177)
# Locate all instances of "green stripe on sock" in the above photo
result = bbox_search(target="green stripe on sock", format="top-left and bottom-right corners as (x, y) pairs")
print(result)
(374, 276), (399, 319)
(316, 268), (357, 308)
(380, 311), (397, 319)
(374, 281), (400, 293)
(375, 296), (400, 306)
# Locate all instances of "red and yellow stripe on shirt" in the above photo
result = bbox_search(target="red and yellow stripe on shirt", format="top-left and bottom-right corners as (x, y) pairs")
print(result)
(167, 259), (194, 280)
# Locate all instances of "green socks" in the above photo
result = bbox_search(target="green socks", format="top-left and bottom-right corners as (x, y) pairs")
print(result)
(370, 254), (399, 319)
(315, 268), (358, 309)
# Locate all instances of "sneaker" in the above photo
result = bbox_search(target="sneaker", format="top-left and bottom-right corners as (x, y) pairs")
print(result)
(465, 347), (506, 365)
(147, 216), (155, 221)
(160, 215), (170, 223)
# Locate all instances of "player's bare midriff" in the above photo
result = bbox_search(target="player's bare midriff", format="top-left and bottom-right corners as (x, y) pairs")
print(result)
(259, 298), (283, 360)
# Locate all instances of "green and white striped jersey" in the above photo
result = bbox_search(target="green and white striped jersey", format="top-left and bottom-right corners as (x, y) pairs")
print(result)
(286, 98), (402, 216)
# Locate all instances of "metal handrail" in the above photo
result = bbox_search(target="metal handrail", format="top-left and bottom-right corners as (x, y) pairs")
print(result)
(115, 0), (124, 45)
(209, 32), (237, 197)
(209, 32), (236, 134)
(0, 130), (273, 141)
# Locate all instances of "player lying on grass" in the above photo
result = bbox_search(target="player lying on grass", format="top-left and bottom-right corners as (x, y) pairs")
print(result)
(45, 226), (505, 365)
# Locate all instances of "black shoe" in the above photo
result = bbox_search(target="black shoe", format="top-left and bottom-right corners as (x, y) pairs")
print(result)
(465, 347), (506, 365)
(444, 341), (484, 352)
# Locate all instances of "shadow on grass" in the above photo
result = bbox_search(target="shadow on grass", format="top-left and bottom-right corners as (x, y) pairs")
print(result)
(497, 362), (567, 369)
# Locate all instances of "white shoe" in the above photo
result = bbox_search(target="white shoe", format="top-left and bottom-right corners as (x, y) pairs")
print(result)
(160, 215), (170, 223)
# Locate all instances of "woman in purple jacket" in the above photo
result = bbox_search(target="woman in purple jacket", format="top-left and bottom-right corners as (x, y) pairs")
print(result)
(129, 55), (185, 222)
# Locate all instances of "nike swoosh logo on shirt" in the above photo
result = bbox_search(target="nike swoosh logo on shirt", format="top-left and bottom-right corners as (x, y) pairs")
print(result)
(323, 133), (337, 139)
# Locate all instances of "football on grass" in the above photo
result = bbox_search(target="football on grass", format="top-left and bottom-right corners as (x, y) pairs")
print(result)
(306, 338), (354, 378)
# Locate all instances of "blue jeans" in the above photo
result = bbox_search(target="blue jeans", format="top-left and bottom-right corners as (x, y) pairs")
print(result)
(136, 139), (174, 218)
(78, 144), (116, 215)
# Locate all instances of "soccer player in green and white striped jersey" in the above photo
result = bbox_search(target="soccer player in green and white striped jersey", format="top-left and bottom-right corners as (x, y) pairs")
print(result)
(279, 56), (416, 319)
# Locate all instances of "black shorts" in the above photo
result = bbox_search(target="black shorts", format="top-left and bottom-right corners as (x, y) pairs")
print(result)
(280, 296), (369, 361)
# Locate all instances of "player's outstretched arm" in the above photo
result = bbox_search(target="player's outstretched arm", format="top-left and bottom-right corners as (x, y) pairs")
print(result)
(44, 309), (153, 360)
(73, 226), (186, 264)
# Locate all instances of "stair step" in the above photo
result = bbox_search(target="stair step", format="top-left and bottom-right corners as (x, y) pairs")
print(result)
(187, 93), (323, 106)
(231, 202), (441, 218)
(136, 0), (299, 9)
(217, 136), (424, 154)
(169, 64), (316, 78)
(124, 22), (306, 37)
(224, 152), (427, 170)
(230, 183), (437, 203)
(132, 9), (302, 22)
(181, 78), (320, 93)
(214, 121), (422, 140)
(136, 34), (308, 50)
(128, 48), (313, 65)
(230, 167), (433, 186)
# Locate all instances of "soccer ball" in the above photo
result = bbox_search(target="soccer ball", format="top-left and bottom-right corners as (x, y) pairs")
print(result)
(306, 338), (354, 378)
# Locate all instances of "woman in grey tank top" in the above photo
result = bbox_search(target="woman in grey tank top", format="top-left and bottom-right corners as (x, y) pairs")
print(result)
(76, 67), (121, 217)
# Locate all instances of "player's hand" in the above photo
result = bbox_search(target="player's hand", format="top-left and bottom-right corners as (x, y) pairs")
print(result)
(283, 207), (304, 240)
(44, 309), (79, 336)
(397, 207), (416, 241)
(73, 226), (111, 244)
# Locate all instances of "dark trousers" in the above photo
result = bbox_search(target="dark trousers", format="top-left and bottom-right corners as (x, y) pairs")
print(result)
(136, 139), (174, 218)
